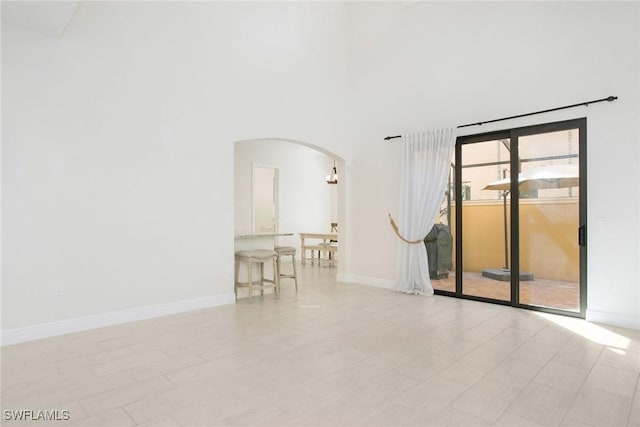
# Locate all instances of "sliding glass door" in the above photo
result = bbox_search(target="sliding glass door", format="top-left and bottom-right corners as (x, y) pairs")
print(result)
(515, 126), (584, 313)
(441, 118), (587, 317)
(459, 137), (512, 303)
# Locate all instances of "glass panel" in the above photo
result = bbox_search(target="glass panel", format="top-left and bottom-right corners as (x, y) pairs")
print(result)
(431, 158), (455, 293)
(517, 129), (580, 312)
(460, 139), (511, 302)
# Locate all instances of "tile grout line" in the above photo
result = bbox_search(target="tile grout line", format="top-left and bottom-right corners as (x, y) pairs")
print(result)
(556, 343), (605, 427)
(496, 323), (565, 425)
(628, 375), (640, 427)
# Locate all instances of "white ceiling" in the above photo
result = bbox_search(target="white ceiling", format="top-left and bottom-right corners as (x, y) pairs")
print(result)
(1, 0), (80, 38)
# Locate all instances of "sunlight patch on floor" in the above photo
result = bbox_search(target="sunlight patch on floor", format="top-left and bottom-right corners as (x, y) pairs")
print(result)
(534, 311), (630, 349)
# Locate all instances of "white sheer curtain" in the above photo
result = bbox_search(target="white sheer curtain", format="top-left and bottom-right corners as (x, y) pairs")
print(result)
(395, 128), (456, 295)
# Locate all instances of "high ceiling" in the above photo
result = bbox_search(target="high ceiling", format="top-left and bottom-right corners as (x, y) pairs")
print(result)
(1, 0), (80, 37)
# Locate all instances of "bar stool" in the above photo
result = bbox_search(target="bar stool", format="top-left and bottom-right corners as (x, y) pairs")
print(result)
(274, 246), (298, 291)
(318, 242), (338, 267)
(234, 249), (279, 303)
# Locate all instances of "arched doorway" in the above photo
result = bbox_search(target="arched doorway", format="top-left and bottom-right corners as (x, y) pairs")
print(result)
(233, 137), (346, 274)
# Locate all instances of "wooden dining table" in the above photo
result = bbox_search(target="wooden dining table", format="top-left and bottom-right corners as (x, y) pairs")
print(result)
(299, 233), (338, 265)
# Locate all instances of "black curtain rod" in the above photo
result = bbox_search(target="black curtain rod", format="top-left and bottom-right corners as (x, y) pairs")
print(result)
(383, 95), (618, 141)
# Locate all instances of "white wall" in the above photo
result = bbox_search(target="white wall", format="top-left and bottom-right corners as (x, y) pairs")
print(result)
(234, 139), (335, 250)
(1, 1), (350, 340)
(342, 1), (640, 329)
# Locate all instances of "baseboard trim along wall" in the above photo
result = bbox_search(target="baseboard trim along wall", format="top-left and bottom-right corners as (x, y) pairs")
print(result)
(0, 293), (237, 346)
(586, 309), (640, 331)
(337, 273), (395, 290)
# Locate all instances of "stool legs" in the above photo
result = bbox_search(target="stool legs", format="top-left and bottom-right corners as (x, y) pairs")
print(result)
(292, 254), (298, 291)
(234, 259), (240, 301)
(235, 252), (279, 303)
(273, 257), (280, 296)
(248, 260), (253, 303)
(275, 252), (297, 292)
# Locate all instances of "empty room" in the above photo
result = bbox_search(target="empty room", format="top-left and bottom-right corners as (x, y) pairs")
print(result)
(2, 1), (639, 426)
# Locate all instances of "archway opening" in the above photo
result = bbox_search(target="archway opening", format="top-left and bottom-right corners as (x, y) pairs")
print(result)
(233, 137), (346, 277)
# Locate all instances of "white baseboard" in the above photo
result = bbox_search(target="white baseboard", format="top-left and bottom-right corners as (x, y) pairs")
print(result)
(0, 293), (236, 346)
(586, 309), (640, 330)
(337, 273), (395, 290)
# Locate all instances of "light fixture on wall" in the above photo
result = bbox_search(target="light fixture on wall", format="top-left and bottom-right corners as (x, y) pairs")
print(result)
(326, 160), (338, 184)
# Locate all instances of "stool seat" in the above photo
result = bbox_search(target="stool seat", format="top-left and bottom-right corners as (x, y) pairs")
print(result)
(274, 246), (296, 255)
(236, 249), (277, 260)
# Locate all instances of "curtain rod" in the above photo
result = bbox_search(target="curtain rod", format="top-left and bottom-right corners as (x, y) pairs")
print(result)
(383, 95), (618, 141)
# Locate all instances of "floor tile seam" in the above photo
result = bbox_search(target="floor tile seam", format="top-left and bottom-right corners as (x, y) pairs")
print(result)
(91, 356), (181, 381)
(77, 377), (179, 418)
(390, 365), (440, 384)
(268, 403), (335, 427)
(627, 387), (640, 427)
(556, 343), (605, 427)
(548, 353), (601, 372)
(63, 399), (89, 425)
(215, 405), (291, 427)
(123, 389), (215, 426)
(586, 349), (640, 398)
(67, 406), (134, 427)
(430, 345), (483, 363)
(476, 353), (564, 426)
(310, 341), (356, 357)
(119, 403), (142, 426)
(162, 371), (196, 388)
(580, 379), (640, 400)
(534, 344), (596, 378)
(164, 414), (181, 427)
(447, 402), (501, 425)
(503, 380), (564, 426)
(89, 352), (175, 377)
(1, 369), (76, 392)
(426, 373), (471, 396)
(592, 361), (640, 381)
(449, 376), (524, 424)
(76, 393), (127, 423)
(52, 347), (135, 371)
(148, 344), (222, 359)
(574, 386), (636, 427)
(143, 354), (210, 376)
(597, 359), (640, 375)
(494, 330), (554, 365)
(269, 334), (331, 352)
(501, 409), (557, 427)
(54, 360), (108, 376)
(55, 371), (139, 404)
(475, 361), (536, 393)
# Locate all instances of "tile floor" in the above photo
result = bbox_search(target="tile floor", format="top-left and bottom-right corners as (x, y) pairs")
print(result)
(1, 264), (639, 427)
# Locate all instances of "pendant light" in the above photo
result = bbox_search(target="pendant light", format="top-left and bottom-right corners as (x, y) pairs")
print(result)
(326, 160), (338, 184)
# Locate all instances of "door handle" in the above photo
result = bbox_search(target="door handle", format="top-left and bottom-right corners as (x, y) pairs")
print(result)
(578, 226), (586, 247)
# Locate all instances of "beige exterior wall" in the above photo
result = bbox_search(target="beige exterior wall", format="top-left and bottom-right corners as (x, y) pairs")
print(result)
(451, 199), (579, 282)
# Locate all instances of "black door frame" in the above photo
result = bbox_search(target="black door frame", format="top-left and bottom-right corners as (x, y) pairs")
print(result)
(436, 118), (587, 318)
